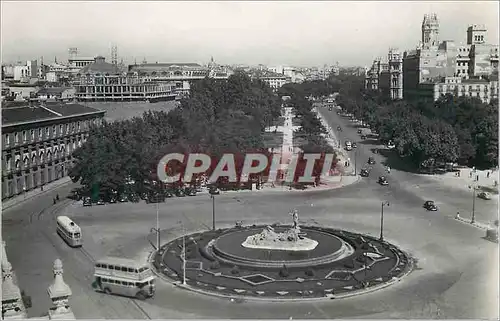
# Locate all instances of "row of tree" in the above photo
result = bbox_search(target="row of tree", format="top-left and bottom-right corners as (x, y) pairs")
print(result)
(69, 72), (283, 195)
(280, 73), (498, 170)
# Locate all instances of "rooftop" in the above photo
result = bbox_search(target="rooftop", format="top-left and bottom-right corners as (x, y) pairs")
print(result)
(2, 103), (105, 127)
(78, 56), (120, 75)
(37, 87), (72, 95)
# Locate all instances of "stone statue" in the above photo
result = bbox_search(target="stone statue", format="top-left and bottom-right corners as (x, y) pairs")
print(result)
(241, 210), (317, 251)
(290, 209), (299, 230)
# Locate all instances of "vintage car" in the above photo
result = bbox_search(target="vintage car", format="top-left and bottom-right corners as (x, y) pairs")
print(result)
(478, 191), (492, 200)
(368, 157), (376, 165)
(360, 168), (370, 177)
(378, 176), (389, 186)
(423, 200), (438, 211)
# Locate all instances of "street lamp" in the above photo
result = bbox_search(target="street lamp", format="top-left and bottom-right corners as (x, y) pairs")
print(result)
(178, 220), (186, 285)
(150, 202), (160, 251)
(380, 201), (390, 241)
(210, 194), (216, 230)
(469, 184), (477, 224)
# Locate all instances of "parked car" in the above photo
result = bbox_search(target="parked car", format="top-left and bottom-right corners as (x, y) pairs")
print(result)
(163, 190), (174, 198)
(368, 157), (376, 165)
(118, 194), (128, 202)
(109, 197), (117, 204)
(146, 192), (165, 203)
(423, 200), (438, 211)
(174, 188), (186, 197)
(128, 193), (140, 203)
(360, 134), (367, 140)
(83, 197), (92, 207)
(68, 188), (82, 201)
(337, 126), (342, 132)
(185, 187), (197, 196)
(387, 140), (396, 149)
(357, 129), (363, 134)
(478, 191), (492, 200)
(360, 168), (370, 177)
(378, 176), (389, 186)
(96, 198), (105, 205)
(209, 186), (221, 195)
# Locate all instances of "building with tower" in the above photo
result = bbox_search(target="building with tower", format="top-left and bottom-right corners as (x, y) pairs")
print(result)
(366, 14), (499, 103)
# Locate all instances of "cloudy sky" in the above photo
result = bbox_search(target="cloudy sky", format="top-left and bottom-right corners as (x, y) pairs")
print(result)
(1, 1), (498, 67)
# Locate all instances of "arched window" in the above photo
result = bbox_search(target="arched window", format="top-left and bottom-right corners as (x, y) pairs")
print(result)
(15, 159), (20, 170)
(32, 154), (37, 165)
(39, 151), (44, 163)
(23, 156), (29, 168)
(47, 150), (52, 161)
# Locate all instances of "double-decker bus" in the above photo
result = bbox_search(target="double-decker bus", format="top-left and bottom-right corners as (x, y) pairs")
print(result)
(56, 216), (83, 247)
(92, 257), (156, 300)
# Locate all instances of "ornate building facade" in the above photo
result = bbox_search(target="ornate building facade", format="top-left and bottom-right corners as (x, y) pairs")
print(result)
(365, 14), (499, 103)
(1, 103), (105, 200)
(73, 56), (177, 102)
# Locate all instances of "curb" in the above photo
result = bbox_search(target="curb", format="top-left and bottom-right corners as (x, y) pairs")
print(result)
(454, 216), (491, 230)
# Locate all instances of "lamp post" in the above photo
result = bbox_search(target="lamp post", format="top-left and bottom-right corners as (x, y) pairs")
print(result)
(179, 220), (186, 285)
(210, 194), (216, 230)
(354, 149), (358, 176)
(470, 184), (476, 224)
(380, 201), (390, 241)
(150, 202), (160, 251)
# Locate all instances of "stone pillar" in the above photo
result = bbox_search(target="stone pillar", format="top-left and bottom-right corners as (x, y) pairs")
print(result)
(47, 259), (75, 320)
(2, 260), (27, 319)
(1, 241), (8, 266)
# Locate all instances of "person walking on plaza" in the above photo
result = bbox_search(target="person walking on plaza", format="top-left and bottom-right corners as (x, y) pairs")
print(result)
(387, 166), (391, 174)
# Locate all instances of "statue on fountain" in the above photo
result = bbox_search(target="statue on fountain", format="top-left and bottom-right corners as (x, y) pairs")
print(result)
(241, 210), (318, 251)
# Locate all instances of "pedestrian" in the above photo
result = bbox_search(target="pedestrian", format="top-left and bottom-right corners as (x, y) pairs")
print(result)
(387, 166), (391, 173)
(476, 175), (479, 182)
(41, 185), (44, 192)
(56, 194), (59, 201)
(487, 171), (490, 178)
(53, 198), (56, 205)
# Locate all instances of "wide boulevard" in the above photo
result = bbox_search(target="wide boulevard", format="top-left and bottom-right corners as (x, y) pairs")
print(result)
(2, 108), (498, 319)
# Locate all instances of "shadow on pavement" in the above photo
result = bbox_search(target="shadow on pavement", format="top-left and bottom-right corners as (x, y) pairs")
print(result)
(377, 149), (422, 174)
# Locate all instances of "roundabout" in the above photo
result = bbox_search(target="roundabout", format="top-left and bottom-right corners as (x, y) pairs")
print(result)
(153, 212), (414, 300)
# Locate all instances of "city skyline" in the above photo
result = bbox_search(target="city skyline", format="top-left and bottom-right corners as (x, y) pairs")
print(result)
(1, 1), (499, 67)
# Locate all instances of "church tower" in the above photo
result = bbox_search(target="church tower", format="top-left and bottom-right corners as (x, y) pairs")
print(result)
(421, 14), (440, 48)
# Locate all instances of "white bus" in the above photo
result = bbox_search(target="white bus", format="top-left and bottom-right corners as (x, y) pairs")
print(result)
(92, 257), (156, 300)
(56, 216), (83, 247)
(345, 141), (352, 151)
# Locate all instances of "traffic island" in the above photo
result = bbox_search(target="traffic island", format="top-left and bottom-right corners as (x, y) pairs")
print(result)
(152, 217), (414, 300)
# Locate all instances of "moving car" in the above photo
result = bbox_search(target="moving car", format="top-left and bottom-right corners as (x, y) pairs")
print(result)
(352, 142), (357, 148)
(387, 140), (396, 149)
(360, 168), (370, 177)
(360, 134), (367, 140)
(478, 191), (492, 200)
(345, 141), (352, 151)
(357, 129), (363, 134)
(83, 197), (92, 207)
(423, 200), (438, 211)
(368, 157), (376, 165)
(337, 126), (342, 132)
(378, 176), (389, 186)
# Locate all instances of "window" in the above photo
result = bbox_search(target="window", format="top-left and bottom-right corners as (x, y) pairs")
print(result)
(38, 128), (42, 138)
(5, 134), (10, 145)
(30, 130), (34, 140)
(22, 131), (26, 141)
(127, 268), (134, 272)
(52, 126), (56, 136)
(77, 121), (81, 131)
(45, 127), (49, 136)
(14, 132), (19, 143)
(114, 266), (120, 271)
(66, 124), (69, 133)
(121, 267), (127, 272)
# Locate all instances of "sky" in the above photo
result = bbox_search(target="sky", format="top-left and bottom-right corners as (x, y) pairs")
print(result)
(1, 1), (499, 67)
